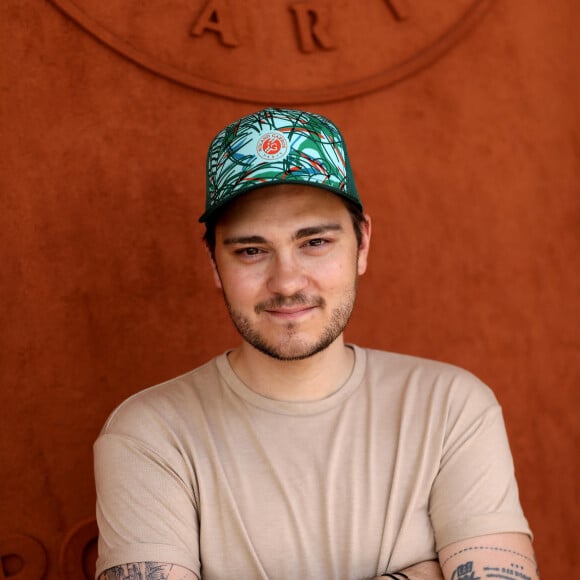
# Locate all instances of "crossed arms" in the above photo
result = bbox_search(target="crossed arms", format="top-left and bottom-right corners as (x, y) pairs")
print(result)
(98, 563), (194, 579)
(98, 532), (538, 580)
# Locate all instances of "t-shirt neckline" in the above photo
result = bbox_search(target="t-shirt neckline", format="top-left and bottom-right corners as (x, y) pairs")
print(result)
(215, 344), (367, 416)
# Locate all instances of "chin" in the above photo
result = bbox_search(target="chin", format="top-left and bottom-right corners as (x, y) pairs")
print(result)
(251, 333), (337, 362)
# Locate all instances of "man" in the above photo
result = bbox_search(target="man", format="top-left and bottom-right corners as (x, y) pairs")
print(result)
(94, 108), (537, 580)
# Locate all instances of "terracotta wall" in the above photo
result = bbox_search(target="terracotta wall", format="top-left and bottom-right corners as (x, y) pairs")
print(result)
(1, 0), (578, 578)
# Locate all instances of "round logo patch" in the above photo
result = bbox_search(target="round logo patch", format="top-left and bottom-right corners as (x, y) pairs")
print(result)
(49, 1), (492, 103)
(256, 131), (289, 160)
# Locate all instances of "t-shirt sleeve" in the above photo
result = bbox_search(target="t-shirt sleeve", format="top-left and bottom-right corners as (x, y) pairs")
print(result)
(94, 427), (201, 578)
(429, 374), (532, 551)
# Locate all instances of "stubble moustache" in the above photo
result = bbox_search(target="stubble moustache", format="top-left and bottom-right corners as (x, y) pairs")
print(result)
(223, 290), (357, 361)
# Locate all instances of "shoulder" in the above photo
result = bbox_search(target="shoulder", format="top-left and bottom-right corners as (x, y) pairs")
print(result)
(99, 355), (224, 441)
(357, 345), (499, 409)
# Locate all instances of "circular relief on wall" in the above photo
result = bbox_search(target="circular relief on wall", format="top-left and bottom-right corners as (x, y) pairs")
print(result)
(50, 0), (492, 103)
(0, 534), (47, 578)
(59, 518), (98, 580)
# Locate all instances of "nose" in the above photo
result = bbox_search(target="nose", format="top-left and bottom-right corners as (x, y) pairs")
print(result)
(266, 252), (308, 296)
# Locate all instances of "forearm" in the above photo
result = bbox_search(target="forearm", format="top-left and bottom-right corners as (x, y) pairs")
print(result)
(439, 533), (539, 580)
(98, 562), (198, 580)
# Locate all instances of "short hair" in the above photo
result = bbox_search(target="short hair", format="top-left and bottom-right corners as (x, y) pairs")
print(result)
(203, 196), (367, 262)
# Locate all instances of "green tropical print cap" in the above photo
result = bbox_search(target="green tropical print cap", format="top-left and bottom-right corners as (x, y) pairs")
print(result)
(199, 107), (362, 222)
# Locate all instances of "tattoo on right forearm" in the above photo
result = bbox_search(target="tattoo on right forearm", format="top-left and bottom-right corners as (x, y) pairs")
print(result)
(99, 562), (191, 580)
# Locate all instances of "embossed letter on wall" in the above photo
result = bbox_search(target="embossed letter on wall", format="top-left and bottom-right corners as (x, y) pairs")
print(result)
(0, 521), (98, 580)
(0, 534), (47, 580)
(50, 0), (493, 103)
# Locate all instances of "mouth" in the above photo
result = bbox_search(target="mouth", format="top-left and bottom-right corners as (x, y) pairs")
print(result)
(264, 305), (318, 320)
(256, 295), (324, 319)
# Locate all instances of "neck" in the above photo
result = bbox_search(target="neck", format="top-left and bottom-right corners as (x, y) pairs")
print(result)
(228, 337), (354, 402)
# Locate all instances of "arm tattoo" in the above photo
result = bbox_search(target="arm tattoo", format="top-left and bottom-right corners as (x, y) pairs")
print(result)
(99, 562), (192, 580)
(441, 546), (538, 568)
(450, 559), (539, 580)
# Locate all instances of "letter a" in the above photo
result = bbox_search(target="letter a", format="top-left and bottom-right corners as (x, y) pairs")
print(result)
(191, 0), (239, 47)
(290, 3), (335, 53)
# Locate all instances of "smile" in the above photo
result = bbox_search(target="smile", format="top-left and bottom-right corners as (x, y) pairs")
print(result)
(264, 306), (318, 320)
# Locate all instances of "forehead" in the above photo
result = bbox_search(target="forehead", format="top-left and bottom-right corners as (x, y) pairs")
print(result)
(216, 185), (349, 232)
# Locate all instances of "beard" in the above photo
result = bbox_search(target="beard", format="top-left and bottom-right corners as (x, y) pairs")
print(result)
(222, 287), (357, 361)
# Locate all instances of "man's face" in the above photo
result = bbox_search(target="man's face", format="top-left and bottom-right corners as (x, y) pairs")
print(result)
(212, 185), (370, 361)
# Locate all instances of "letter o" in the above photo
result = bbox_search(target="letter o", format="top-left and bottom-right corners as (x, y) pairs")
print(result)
(0, 534), (47, 579)
(59, 519), (98, 580)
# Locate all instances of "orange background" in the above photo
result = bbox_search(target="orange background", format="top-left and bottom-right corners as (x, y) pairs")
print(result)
(1, 0), (578, 578)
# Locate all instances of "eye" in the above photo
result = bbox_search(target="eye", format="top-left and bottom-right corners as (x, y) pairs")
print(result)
(303, 238), (329, 248)
(235, 247), (264, 256)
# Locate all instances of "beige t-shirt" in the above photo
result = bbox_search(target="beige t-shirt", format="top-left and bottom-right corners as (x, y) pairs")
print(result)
(94, 346), (530, 579)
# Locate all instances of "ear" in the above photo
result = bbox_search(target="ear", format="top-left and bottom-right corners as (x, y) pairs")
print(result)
(357, 214), (371, 276)
(205, 241), (222, 289)
(210, 257), (222, 289)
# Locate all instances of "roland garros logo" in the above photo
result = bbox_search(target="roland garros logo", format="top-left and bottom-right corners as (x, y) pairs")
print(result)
(48, 1), (493, 103)
(257, 132), (289, 160)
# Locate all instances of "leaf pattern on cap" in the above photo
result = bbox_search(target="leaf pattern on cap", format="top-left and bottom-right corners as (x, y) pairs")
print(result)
(204, 108), (359, 219)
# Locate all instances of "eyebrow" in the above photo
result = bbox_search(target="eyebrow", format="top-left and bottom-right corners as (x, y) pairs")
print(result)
(222, 235), (267, 246)
(222, 223), (344, 246)
(293, 223), (344, 240)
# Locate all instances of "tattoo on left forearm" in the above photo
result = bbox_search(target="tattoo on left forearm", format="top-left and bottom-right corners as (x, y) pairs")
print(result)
(483, 563), (532, 580)
(450, 559), (538, 580)
(441, 546), (537, 569)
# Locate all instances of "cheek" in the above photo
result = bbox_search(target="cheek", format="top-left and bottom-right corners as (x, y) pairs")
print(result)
(221, 267), (265, 301)
(311, 260), (356, 291)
